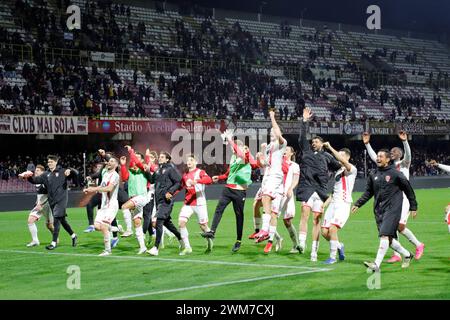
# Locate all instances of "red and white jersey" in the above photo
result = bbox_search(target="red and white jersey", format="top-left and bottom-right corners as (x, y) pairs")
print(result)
(100, 170), (120, 209)
(263, 139), (287, 180)
(332, 165), (357, 203)
(182, 168), (210, 206)
(283, 159), (300, 193)
(394, 160), (410, 180)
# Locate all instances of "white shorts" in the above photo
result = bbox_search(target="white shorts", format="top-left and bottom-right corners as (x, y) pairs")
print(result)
(29, 202), (53, 224)
(95, 207), (118, 225)
(179, 205), (209, 225)
(130, 195), (150, 220)
(260, 178), (284, 214)
(302, 192), (324, 213)
(399, 194), (410, 225)
(322, 201), (351, 229)
(280, 196), (296, 220)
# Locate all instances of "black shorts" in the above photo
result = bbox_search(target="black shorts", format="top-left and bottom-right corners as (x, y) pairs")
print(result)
(156, 200), (174, 220)
(376, 211), (401, 238)
(50, 201), (67, 218)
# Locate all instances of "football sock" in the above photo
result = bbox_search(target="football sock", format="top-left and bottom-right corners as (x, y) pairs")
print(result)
(391, 239), (410, 258)
(254, 217), (262, 232)
(401, 228), (421, 247)
(286, 224), (299, 246)
(269, 225), (277, 241)
(135, 226), (146, 250)
(375, 238), (389, 268)
(262, 213), (271, 232)
(274, 231), (282, 241)
(28, 223), (38, 243)
(123, 209), (132, 232)
(312, 240), (319, 255)
(180, 227), (191, 249)
(299, 232), (307, 248)
(104, 232), (111, 252)
(330, 240), (339, 259)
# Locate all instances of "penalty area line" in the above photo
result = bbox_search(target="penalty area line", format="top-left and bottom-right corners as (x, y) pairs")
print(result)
(104, 268), (331, 300)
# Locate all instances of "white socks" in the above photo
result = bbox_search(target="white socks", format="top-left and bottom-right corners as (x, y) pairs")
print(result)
(262, 213), (271, 232)
(286, 224), (299, 247)
(298, 232), (307, 249)
(28, 223), (38, 242)
(104, 232), (111, 252)
(180, 227), (191, 249)
(135, 226), (146, 250)
(330, 240), (339, 259)
(254, 217), (262, 231)
(111, 226), (120, 233)
(375, 238), (389, 268)
(390, 239), (410, 258)
(123, 209), (132, 232)
(311, 240), (319, 255)
(268, 225), (277, 241)
(400, 228), (421, 247)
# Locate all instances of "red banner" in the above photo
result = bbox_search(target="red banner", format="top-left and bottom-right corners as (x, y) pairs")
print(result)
(88, 119), (226, 134)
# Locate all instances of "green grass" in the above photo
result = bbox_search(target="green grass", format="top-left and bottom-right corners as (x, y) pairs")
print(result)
(0, 188), (449, 300)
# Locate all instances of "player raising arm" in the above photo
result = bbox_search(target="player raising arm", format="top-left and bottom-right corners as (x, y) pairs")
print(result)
(352, 149), (417, 272)
(362, 131), (424, 263)
(253, 110), (287, 254)
(296, 107), (342, 261)
(321, 142), (357, 264)
(429, 160), (450, 232)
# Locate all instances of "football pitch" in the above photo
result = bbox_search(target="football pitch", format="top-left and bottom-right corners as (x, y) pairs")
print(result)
(0, 188), (448, 300)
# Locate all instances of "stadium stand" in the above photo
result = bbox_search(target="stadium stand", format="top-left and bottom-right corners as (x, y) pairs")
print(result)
(0, 0), (449, 192)
(0, 0), (449, 122)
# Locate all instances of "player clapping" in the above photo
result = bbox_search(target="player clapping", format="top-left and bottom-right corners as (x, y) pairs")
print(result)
(178, 154), (214, 255)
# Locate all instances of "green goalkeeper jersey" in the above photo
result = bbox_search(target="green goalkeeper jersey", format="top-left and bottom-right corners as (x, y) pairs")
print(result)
(226, 154), (252, 186)
(127, 168), (148, 197)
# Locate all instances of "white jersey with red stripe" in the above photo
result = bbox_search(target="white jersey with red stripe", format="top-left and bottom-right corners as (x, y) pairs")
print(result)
(182, 168), (208, 206)
(394, 160), (410, 180)
(332, 165), (357, 203)
(100, 170), (120, 209)
(262, 139), (287, 181)
(283, 160), (300, 193)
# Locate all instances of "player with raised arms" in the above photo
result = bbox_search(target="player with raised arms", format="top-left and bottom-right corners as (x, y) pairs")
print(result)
(363, 131), (425, 263)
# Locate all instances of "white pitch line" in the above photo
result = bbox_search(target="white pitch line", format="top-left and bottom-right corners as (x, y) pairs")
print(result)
(0, 249), (331, 271)
(104, 268), (331, 300)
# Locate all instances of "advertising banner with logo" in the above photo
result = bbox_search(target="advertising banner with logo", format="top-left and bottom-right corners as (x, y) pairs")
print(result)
(368, 121), (396, 135)
(0, 115), (88, 135)
(88, 119), (225, 134)
(91, 51), (115, 63)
